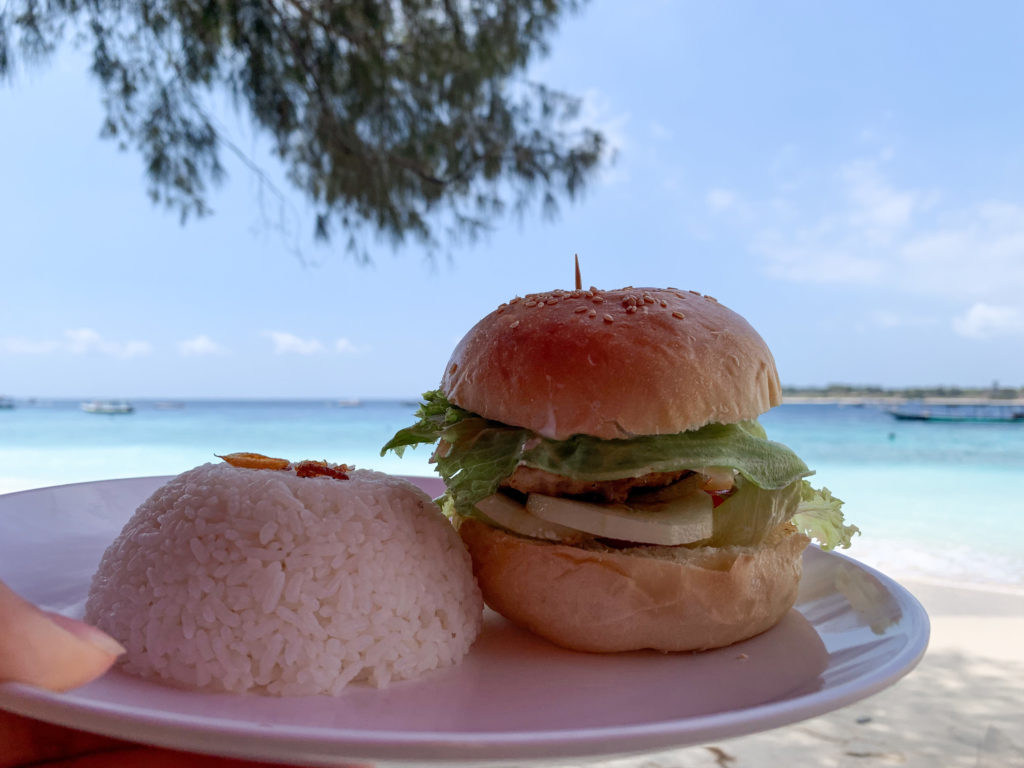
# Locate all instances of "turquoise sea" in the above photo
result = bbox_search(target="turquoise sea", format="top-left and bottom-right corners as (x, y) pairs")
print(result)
(2, 399), (1022, 589)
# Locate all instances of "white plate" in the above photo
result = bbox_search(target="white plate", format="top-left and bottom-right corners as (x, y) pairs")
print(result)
(0, 476), (928, 766)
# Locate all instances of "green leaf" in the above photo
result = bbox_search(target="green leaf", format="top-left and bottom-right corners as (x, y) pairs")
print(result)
(791, 481), (860, 550)
(385, 394), (859, 549)
(521, 422), (812, 490)
(380, 389), (473, 457)
(2, 0), (605, 256)
(707, 477), (802, 547)
(434, 419), (529, 516)
(382, 391), (817, 525)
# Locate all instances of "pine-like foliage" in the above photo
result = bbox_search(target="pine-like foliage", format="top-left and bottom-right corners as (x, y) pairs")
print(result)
(1, 1), (605, 257)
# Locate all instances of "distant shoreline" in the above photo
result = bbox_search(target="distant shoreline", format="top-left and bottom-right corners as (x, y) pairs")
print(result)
(6, 394), (1024, 408)
(782, 394), (1024, 406)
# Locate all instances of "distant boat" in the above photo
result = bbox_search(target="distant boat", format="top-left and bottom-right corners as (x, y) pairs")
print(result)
(153, 401), (185, 410)
(887, 404), (1024, 423)
(334, 398), (362, 407)
(81, 400), (135, 415)
(0, 396), (14, 410)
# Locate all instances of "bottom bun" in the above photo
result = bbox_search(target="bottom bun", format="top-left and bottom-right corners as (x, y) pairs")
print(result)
(458, 518), (810, 653)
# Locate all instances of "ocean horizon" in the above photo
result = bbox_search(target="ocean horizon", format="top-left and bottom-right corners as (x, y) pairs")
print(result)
(2, 398), (1022, 591)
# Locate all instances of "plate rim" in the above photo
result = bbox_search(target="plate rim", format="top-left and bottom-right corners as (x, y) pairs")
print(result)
(0, 476), (930, 764)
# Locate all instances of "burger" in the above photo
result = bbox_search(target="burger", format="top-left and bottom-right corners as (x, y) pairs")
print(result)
(383, 285), (857, 653)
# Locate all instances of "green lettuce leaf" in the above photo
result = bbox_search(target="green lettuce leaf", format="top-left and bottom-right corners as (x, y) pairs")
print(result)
(521, 423), (811, 490)
(382, 391), (529, 516)
(382, 391), (859, 550)
(707, 476), (801, 547)
(791, 481), (859, 550)
(383, 390), (814, 520)
(380, 390), (474, 456)
(432, 418), (529, 515)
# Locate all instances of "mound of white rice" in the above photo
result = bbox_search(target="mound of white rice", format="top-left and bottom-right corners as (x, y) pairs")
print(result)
(84, 464), (483, 695)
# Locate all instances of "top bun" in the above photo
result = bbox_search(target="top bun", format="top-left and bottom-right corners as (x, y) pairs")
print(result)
(441, 287), (782, 440)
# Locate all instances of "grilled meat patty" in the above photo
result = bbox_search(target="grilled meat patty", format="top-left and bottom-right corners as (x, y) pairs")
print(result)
(500, 465), (694, 504)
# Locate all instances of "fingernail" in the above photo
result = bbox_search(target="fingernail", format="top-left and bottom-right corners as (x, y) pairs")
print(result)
(46, 612), (127, 657)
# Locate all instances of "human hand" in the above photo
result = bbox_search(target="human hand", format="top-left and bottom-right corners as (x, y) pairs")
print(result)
(0, 580), (317, 767)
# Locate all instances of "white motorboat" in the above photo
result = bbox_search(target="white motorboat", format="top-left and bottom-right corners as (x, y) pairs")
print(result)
(81, 400), (135, 414)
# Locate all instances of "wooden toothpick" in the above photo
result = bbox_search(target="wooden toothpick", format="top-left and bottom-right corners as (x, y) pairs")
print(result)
(574, 254), (582, 290)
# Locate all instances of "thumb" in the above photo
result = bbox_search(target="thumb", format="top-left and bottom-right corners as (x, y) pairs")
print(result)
(0, 580), (124, 692)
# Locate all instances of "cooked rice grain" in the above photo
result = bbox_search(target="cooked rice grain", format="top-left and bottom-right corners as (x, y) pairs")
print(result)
(85, 465), (483, 695)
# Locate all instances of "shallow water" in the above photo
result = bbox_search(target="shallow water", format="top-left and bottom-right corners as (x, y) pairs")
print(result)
(2, 399), (1022, 588)
(761, 403), (1024, 587)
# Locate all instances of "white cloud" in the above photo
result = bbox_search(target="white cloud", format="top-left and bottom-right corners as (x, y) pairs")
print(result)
(706, 188), (737, 212)
(265, 331), (324, 355)
(65, 328), (152, 358)
(0, 337), (60, 354)
(1, 329), (151, 357)
(863, 309), (938, 330)
(120, 342), (152, 358)
(577, 89), (630, 186)
(753, 156), (915, 284)
(867, 310), (905, 329)
(750, 152), (1024, 305)
(178, 334), (224, 356)
(334, 338), (358, 353)
(762, 244), (884, 284)
(840, 159), (920, 240)
(899, 202), (1024, 301)
(756, 217), (884, 284)
(952, 303), (1024, 339)
(65, 328), (103, 354)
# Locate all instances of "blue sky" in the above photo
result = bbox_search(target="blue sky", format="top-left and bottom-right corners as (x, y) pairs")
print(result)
(3, 1), (1024, 399)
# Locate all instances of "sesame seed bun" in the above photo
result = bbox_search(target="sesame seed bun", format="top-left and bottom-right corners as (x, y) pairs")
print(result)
(441, 287), (782, 440)
(458, 518), (810, 653)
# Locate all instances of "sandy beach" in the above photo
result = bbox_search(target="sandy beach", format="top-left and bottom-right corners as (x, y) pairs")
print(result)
(576, 578), (1024, 768)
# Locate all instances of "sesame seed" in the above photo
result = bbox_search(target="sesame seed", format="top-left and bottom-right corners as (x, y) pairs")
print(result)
(547, 297), (559, 305)
(510, 296), (522, 304)
(496, 306), (506, 314)
(525, 300), (538, 307)
(588, 309), (597, 317)
(626, 306), (638, 314)
(689, 290), (701, 296)
(574, 306), (588, 314)
(603, 314), (614, 323)
(659, 300), (668, 307)
(672, 311), (685, 320)
(705, 295), (718, 303)
(592, 296), (605, 304)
